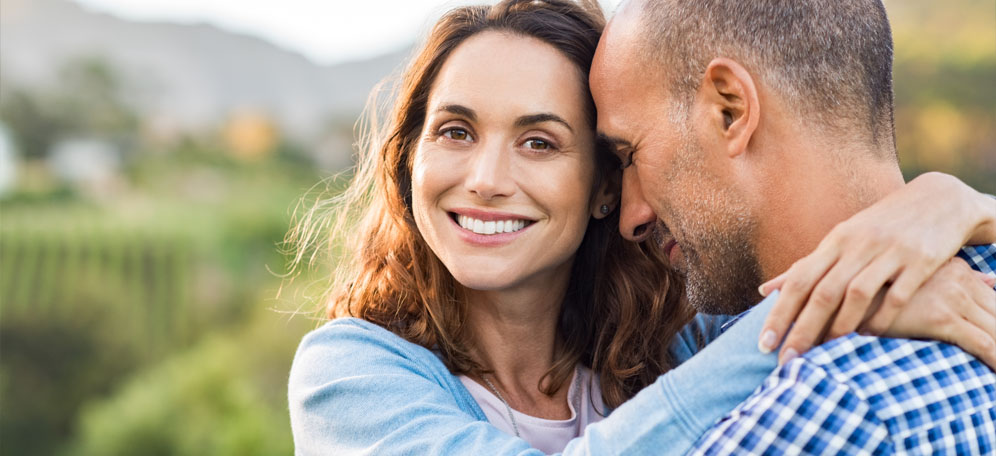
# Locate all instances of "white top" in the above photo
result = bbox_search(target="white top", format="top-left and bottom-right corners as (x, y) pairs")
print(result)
(458, 366), (607, 453)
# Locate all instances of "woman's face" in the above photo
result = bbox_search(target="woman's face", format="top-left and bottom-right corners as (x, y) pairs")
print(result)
(412, 31), (599, 292)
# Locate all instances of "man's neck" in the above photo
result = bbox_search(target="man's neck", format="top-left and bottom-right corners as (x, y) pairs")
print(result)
(752, 136), (905, 280)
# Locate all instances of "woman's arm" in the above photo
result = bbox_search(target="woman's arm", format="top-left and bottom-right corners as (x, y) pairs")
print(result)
(758, 172), (996, 364)
(289, 319), (539, 455)
(569, 294), (782, 453)
(289, 314), (775, 456)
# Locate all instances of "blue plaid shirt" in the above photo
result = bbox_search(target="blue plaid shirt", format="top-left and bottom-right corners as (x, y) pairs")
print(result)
(690, 244), (996, 455)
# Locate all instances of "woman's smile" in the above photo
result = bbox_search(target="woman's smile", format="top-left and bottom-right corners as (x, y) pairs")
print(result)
(447, 208), (537, 247)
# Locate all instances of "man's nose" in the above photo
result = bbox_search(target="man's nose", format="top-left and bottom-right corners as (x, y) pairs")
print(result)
(464, 140), (515, 200)
(619, 168), (657, 242)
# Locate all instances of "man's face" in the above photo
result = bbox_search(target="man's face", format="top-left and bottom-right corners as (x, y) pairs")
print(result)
(590, 15), (762, 314)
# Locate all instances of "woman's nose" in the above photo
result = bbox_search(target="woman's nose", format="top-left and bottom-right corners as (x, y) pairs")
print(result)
(464, 140), (515, 200)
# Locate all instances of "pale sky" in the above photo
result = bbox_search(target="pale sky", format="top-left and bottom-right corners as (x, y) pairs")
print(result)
(72, 0), (624, 66)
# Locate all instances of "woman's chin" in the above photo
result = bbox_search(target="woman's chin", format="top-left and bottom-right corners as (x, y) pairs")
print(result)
(450, 270), (521, 292)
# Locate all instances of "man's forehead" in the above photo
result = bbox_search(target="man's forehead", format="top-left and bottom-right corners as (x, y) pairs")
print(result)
(612, 0), (652, 46)
(592, 47), (645, 135)
(592, 6), (654, 102)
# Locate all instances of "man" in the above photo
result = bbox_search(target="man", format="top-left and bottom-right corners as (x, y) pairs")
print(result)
(590, 0), (996, 453)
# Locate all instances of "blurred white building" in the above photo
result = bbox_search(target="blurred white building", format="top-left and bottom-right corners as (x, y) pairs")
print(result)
(0, 122), (17, 196)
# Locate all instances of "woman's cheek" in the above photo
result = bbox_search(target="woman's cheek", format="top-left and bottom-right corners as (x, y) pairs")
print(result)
(410, 146), (439, 235)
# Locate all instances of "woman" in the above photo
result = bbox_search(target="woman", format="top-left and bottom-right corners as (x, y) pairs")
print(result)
(287, 1), (995, 454)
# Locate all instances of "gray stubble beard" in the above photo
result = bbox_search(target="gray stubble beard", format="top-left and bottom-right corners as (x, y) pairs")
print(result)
(665, 116), (765, 316)
(681, 233), (764, 316)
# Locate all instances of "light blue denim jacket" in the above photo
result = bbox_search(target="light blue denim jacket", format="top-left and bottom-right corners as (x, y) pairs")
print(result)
(288, 292), (781, 455)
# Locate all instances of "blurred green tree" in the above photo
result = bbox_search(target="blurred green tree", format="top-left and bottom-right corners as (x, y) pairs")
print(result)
(0, 57), (138, 160)
(67, 311), (304, 456)
(0, 306), (140, 456)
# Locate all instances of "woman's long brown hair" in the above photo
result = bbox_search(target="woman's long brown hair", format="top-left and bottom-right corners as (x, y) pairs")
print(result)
(285, 0), (694, 409)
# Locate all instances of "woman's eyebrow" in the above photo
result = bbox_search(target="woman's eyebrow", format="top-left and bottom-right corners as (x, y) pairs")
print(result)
(436, 104), (477, 121)
(434, 106), (573, 133)
(515, 113), (574, 133)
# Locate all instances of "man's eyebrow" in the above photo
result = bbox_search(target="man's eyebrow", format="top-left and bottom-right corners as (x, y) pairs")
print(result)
(436, 104), (477, 121)
(597, 133), (632, 149)
(514, 113), (574, 133)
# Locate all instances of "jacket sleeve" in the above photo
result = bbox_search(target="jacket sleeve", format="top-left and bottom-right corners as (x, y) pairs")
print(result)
(290, 293), (782, 455)
(288, 320), (541, 455)
(566, 292), (781, 454)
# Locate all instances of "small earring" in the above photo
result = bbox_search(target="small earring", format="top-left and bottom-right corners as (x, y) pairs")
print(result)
(600, 204), (610, 215)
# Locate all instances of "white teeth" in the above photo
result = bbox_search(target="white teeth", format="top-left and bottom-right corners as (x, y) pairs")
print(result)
(455, 214), (530, 235)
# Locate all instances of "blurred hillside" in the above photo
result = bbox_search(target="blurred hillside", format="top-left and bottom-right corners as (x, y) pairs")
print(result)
(1, 0), (992, 190)
(0, 0), (992, 455)
(0, 0), (408, 169)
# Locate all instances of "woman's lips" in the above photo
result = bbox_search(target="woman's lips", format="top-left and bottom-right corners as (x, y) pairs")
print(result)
(447, 209), (535, 246)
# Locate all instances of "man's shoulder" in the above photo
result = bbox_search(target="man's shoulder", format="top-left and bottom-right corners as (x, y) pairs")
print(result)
(689, 245), (996, 454)
(801, 334), (994, 389)
(789, 242), (996, 405)
(692, 335), (996, 455)
(796, 334), (996, 435)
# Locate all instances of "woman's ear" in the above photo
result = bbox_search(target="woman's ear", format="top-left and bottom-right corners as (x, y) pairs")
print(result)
(591, 168), (622, 219)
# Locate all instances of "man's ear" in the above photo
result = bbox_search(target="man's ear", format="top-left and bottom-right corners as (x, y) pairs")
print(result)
(697, 58), (760, 158)
(591, 168), (621, 219)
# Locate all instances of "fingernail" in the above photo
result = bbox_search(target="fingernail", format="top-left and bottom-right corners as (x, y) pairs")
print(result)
(758, 330), (777, 353)
(780, 348), (799, 365)
(758, 283), (769, 297)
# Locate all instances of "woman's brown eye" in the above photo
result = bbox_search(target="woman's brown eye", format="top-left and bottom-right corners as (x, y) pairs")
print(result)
(443, 128), (469, 141)
(525, 139), (550, 150)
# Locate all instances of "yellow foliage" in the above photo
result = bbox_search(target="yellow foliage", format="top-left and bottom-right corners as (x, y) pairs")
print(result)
(222, 110), (278, 161)
(886, 0), (996, 65)
(911, 104), (968, 170)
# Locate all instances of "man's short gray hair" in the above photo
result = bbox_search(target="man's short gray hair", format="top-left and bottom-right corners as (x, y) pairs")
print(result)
(638, 0), (896, 153)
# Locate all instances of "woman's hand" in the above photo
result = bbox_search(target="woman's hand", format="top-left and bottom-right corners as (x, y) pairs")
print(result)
(756, 172), (996, 364)
(881, 258), (996, 369)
